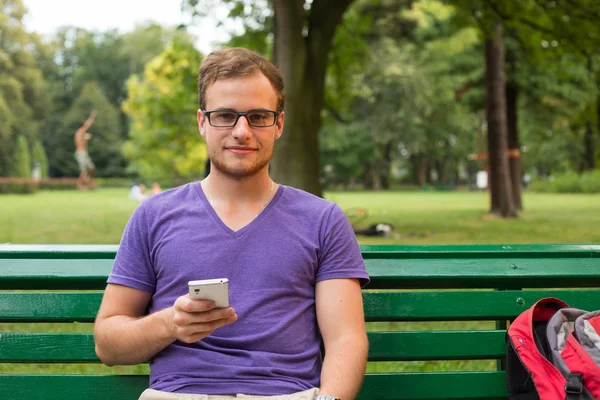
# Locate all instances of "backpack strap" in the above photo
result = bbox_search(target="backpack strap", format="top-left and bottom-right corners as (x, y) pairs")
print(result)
(564, 373), (583, 400)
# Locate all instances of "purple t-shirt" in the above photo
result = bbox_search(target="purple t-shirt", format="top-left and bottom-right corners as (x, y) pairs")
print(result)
(108, 182), (369, 395)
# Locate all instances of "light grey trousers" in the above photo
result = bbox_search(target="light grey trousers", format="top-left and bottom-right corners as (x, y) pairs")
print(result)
(139, 387), (319, 400)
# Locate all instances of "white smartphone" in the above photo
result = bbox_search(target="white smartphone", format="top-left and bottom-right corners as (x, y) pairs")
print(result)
(187, 278), (230, 308)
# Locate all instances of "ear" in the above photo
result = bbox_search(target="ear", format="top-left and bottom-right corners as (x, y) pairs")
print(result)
(198, 109), (206, 138)
(275, 111), (284, 140)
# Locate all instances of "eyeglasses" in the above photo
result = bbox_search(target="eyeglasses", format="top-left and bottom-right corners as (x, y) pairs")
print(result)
(203, 109), (279, 128)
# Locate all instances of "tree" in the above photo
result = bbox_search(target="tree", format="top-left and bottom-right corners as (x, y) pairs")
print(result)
(123, 35), (207, 182)
(32, 140), (49, 178)
(185, 0), (391, 196)
(485, 22), (516, 217)
(10, 135), (31, 178)
(0, 0), (50, 175)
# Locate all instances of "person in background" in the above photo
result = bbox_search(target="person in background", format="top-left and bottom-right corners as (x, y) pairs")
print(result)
(74, 110), (97, 190)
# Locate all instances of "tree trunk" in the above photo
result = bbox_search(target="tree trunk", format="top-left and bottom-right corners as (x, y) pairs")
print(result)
(584, 120), (595, 170)
(485, 22), (517, 218)
(506, 81), (523, 210)
(271, 0), (354, 197)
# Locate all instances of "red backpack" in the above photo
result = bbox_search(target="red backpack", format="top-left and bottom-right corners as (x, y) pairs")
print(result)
(506, 297), (600, 400)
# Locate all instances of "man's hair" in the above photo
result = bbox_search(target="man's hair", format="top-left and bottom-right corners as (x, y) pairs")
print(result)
(198, 47), (285, 113)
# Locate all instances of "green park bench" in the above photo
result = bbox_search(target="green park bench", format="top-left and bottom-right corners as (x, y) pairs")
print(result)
(1, 244), (599, 400)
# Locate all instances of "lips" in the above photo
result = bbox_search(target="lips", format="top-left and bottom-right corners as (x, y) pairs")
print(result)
(226, 146), (257, 154)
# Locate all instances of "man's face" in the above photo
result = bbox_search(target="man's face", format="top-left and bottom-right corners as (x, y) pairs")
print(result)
(198, 72), (284, 180)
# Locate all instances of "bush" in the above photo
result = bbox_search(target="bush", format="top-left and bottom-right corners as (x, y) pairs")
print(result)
(530, 170), (600, 194)
(10, 136), (32, 179)
(580, 170), (600, 193)
(0, 178), (39, 194)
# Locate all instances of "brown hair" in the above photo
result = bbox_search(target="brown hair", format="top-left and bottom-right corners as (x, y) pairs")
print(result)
(198, 48), (284, 112)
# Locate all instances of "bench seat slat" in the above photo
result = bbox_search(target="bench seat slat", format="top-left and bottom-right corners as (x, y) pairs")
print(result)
(2, 290), (599, 322)
(0, 331), (506, 362)
(365, 258), (600, 288)
(2, 243), (598, 259)
(3, 257), (600, 290)
(0, 372), (507, 400)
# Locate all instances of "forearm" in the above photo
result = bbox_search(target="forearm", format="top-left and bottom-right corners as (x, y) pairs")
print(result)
(319, 333), (369, 400)
(94, 307), (175, 366)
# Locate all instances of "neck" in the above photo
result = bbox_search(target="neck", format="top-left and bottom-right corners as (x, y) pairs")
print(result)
(203, 167), (274, 204)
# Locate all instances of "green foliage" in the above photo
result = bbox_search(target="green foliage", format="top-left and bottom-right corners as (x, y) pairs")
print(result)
(31, 140), (49, 179)
(36, 23), (180, 178)
(48, 82), (123, 177)
(530, 170), (600, 194)
(0, 0), (50, 176)
(10, 136), (31, 178)
(123, 35), (207, 182)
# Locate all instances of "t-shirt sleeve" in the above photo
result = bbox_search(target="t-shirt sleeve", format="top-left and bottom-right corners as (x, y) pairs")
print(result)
(316, 203), (370, 287)
(107, 204), (156, 293)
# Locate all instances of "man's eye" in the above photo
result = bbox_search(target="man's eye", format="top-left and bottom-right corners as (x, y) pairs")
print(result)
(248, 113), (266, 121)
(215, 113), (236, 121)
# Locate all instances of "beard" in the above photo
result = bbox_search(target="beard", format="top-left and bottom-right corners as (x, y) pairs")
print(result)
(208, 149), (272, 180)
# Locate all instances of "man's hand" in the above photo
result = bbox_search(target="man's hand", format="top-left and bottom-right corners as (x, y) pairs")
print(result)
(165, 294), (238, 343)
(89, 110), (98, 119)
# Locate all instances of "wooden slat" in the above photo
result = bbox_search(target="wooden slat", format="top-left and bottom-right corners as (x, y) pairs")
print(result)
(2, 243), (599, 259)
(0, 333), (98, 362)
(0, 331), (506, 362)
(364, 258), (600, 289)
(360, 244), (600, 259)
(0, 372), (508, 400)
(0, 259), (113, 289)
(358, 371), (507, 399)
(363, 290), (600, 320)
(3, 257), (600, 290)
(0, 293), (102, 322)
(0, 375), (148, 400)
(0, 244), (119, 259)
(2, 290), (600, 322)
(368, 331), (505, 361)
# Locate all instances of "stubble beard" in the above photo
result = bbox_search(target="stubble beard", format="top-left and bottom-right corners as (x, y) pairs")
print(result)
(209, 149), (272, 181)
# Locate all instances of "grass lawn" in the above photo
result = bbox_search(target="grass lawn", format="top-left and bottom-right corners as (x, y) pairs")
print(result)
(1, 187), (600, 244)
(1, 188), (599, 375)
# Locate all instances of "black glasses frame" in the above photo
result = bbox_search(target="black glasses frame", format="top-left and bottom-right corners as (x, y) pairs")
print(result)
(202, 109), (280, 128)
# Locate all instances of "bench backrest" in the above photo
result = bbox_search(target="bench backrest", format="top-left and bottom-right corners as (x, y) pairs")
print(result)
(1, 244), (600, 400)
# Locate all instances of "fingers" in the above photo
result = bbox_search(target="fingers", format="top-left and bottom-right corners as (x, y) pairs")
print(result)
(170, 295), (238, 343)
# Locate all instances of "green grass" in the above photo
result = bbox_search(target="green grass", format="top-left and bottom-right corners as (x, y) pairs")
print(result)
(2, 188), (600, 244)
(1, 188), (599, 376)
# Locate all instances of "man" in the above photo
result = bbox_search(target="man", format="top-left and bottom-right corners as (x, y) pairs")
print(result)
(74, 110), (97, 189)
(94, 48), (369, 400)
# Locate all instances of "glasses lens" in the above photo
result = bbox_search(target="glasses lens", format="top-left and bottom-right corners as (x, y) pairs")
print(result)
(210, 111), (238, 127)
(247, 111), (275, 127)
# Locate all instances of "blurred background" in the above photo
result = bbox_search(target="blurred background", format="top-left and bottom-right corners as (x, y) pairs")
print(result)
(1, 0), (599, 244)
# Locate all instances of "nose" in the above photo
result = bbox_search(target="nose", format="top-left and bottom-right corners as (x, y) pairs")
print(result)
(231, 115), (252, 141)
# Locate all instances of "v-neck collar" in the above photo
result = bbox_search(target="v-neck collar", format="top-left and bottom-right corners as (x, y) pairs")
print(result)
(193, 181), (284, 238)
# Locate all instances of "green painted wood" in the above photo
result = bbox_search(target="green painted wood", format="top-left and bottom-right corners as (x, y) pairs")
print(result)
(0, 375), (148, 400)
(0, 331), (506, 362)
(0, 293), (103, 322)
(367, 331), (505, 361)
(0, 259), (113, 289)
(362, 290), (600, 321)
(2, 290), (599, 322)
(0, 333), (98, 362)
(364, 258), (600, 289)
(0, 244), (119, 259)
(360, 244), (600, 259)
(358, 371), (507, 399)
(0, 372), (507, 400)
(3, 257), (600, 290)
(2, 243), (599, 259)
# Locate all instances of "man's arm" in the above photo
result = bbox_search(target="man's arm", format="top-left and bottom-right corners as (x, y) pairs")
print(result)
(83, 110), (97, 130)
(93, 283), (238, 366)
(316, 278), (368, 400)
